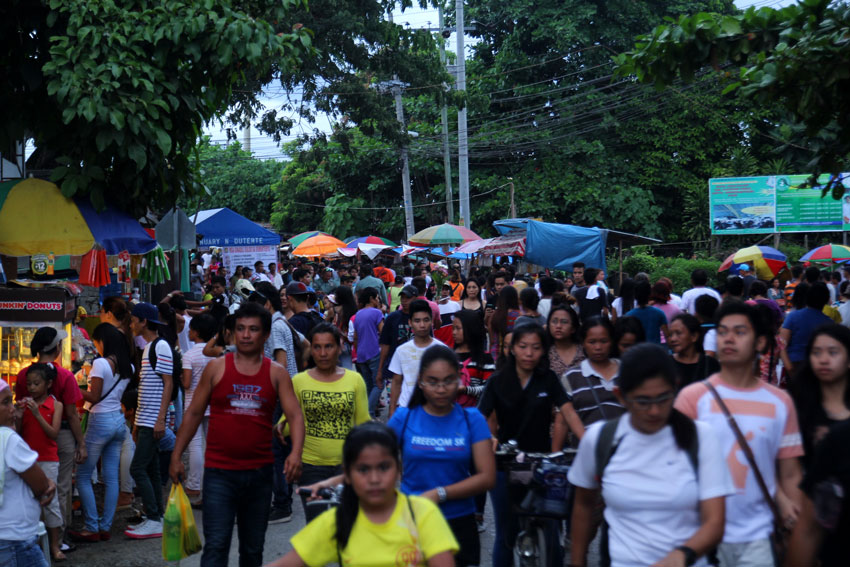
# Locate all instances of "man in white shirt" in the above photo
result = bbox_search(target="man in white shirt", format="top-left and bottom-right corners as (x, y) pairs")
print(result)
(268, 262), (284, 289)
(251, 260), (272, 284)
(387, 299), (445, 415)
(681, 269), (722, 314)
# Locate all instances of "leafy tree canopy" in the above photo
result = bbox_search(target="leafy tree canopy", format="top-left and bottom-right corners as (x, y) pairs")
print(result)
(3, 0), (309, 215)
(614, 0), (850, 195)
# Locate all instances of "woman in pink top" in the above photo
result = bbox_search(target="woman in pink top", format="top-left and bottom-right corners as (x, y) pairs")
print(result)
(651, 280), (682, 331)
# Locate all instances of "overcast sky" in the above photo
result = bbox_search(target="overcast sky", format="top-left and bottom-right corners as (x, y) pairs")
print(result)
(211, 0), (800, 160)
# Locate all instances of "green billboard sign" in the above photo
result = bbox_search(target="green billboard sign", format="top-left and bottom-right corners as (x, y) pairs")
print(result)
(709, 173), (850, 235)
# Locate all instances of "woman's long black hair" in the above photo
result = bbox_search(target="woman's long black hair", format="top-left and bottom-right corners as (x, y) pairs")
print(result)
(617, 278), (637, 314)
(789, 323), (850, 459)
(407, 345), (460, 409)
(619, 342), (696, 451)
(453, 310), (487, 365)
(92, 322), (134, 378)
(102, 296), (134, 354)
(336, 422), (401, 550)
(490, 286), (519, 336)
(156, 302), (179, 347)
(334, 286), (358, 333)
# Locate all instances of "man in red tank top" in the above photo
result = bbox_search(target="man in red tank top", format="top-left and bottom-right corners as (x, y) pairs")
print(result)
(169, 302), (304, 567)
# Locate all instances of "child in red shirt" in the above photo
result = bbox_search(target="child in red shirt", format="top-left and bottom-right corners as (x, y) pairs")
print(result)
(17, 363), (65, 562)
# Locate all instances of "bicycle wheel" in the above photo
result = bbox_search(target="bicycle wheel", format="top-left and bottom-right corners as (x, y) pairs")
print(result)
(513, 525), (548, 567)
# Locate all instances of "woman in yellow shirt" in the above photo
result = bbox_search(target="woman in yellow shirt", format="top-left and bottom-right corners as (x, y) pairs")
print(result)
(277, 322), (371, 517)
(266, 422), (459, 567)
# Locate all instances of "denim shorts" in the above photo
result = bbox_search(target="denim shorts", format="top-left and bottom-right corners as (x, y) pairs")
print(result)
(0, 536), (48, 567)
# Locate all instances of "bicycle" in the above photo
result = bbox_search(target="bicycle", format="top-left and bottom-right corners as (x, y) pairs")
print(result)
(495, 441), (576, 567)
(298, 485), (344, 524)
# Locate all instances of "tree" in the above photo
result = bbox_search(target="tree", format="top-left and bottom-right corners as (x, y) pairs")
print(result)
(614, 0), (850, 196)
(2, 0), (309, 215)
(177, 137), (284, 223)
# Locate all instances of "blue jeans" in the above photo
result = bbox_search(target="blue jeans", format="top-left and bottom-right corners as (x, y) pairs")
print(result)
(201, 465), (273, 567)
(356, 355), (381, 414)
(77, 410), (125, 532)
(130, 426), (163, 521)
(0, 537), (48, 567)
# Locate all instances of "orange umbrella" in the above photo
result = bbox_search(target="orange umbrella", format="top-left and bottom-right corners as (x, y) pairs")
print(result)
(291, 233), (346, 257)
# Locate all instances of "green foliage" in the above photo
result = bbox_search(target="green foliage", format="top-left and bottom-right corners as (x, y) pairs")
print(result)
(622, 253), (721, 294)
(623, 253), (658, 276)
(615, 0), (850, 196)
(177, 138), (284, 222)
(4, 0), (309, 215)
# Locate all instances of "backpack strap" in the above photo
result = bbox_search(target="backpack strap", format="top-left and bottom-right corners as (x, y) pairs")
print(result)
(594, 415), (623, 484)
(148, 337), (162, 374)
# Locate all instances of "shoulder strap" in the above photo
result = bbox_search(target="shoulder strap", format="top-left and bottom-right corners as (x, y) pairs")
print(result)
(582, 372), (609, 420)
(703, 380), (783, 526)
(88, 357), (126, 410)
(148, 337), (162, 373)
(594, 415), (623, 482)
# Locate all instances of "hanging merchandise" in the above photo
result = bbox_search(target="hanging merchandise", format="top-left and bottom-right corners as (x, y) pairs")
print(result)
(139, 246), (172, 285)
(117, 251), (132, 283)
(78, 247), (111, 287)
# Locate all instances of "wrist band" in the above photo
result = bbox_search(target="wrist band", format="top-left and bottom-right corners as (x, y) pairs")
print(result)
(436, 486), (447, 503)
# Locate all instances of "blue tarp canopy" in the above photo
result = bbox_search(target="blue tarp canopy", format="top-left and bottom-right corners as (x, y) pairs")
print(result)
(524, 220), (608, 272)
(193, 208), (281, 248)
(74, 198), (158, 255)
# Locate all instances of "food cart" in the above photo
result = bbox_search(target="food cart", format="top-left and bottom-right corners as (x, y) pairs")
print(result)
(0, 286), (76, 389)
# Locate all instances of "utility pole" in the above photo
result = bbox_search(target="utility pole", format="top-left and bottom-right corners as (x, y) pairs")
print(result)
(243, 126), (251, 153)
(438, 4), (454, 224)
(392, 82), (416, 240)
(455, 0), (470, 229)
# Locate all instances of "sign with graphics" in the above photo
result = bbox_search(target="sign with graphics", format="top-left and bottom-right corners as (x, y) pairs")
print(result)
(221, 245), (278, 279)
(710, 173), (850, 234)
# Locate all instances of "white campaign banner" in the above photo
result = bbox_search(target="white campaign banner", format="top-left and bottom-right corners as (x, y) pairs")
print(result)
(222, 245), (278, 278)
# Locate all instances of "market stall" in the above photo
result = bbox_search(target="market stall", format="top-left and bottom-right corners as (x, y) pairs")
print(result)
(193, 208), (281, 275)
(0, 286), (75, 388)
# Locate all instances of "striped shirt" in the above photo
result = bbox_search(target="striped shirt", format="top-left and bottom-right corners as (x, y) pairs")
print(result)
(135, 339), (173, 428)
(562, 359), (625, 427)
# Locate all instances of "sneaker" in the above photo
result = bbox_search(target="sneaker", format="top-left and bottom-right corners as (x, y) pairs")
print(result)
(267, 507), (293, 524)
(124, 519), (162, 539)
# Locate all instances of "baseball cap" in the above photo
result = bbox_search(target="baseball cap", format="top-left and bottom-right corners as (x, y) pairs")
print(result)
(285, 281), (311, 296)
(131, 302), (163, 324)
(400, 285), (419, 297)
(739, 264), (751, 271)
(30, 327), (68, 355)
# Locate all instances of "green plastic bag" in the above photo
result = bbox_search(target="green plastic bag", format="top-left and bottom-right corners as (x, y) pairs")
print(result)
(162, 484), (184, 561)
(176, 483), (202, 557)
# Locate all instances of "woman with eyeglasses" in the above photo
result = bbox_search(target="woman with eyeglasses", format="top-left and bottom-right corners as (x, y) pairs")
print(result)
(387, 345), (495, 566)
(568, 342), (732, 567)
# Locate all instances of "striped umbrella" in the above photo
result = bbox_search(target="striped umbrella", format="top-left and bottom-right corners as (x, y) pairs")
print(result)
(408, 223), (482, 246)
(800, 244), (850, 263)
(287, 231), (333, 248)
(343, 235), (397, 248)
(718, 245), (788, 280)
(291, 233), (347, 257)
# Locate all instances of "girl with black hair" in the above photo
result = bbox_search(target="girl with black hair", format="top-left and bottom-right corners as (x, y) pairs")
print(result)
(459, 278), (484, 319)
(477, 324), (583, 567)
(569, 343), (731, 567)
(669, 313), (720, 390)
(613, 315), (645, 355)
(789, 323), (850, 469)
(69, 323), (132, 542)
(546, 303), (585, 377)
(488, 286), (520, 359)
(268, 423), (459, 567)
(387, 345), (495, 566)
(610, 278), (637, 321)
(332, 285), (358, 369)
(563, 316), (625, 428)
(452, 311), (495, 407)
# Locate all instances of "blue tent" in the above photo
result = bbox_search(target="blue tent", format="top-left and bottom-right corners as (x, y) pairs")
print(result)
(74, 198), (158, 255)
(193, 208), (280, 248)
(525, 221), (608, 272)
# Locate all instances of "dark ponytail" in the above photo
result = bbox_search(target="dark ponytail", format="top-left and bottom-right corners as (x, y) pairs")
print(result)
(336, 423), (401, 550)
(619, 343), (696, 452)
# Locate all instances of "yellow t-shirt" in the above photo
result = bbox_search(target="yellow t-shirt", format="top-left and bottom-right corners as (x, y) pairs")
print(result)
(286, 369), (371, 466)
(291, 492), (459, 566)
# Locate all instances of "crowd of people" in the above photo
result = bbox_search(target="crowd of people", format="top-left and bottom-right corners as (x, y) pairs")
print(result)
(1, 253), (848, 567)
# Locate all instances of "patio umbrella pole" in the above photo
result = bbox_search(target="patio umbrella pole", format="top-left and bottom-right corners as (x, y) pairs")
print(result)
(173, 206), (180, 292)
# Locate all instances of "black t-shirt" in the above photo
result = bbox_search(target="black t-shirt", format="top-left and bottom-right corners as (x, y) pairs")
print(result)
(478, 366), (570, 453)
(379, 310), (411, 378)
(289, 310), (323, 337)
(673, 354), (720, 391)
(572, 286), (611, 321)
(801, 420), (850, 567)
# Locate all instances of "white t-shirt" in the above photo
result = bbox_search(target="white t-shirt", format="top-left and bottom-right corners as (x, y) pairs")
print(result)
(611, 297), (636, 318)
(388, 338), (447, 407)
(88, 357), (129, 414)
(182, 342), (213, 417)
(0, 427), (41, 541)
(538, 297), (552, 319)
(178, 313), (192, 354)
(681, 287), (722, 315)
(675, 376), (804, 543)
(135, 339), (173, 428)
(201, 253), (212, 269)
(569, 417), (733, 567)
(703, 328), (717, 353)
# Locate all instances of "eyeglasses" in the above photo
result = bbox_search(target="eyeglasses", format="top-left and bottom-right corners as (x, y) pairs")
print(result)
(420, 379), (458, 390)
(626, 392), (675, 410)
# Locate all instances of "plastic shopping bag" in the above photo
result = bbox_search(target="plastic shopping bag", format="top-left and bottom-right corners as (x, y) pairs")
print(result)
(176, 482), (202, 556)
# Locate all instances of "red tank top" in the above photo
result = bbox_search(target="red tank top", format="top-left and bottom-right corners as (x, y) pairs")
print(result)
(205, 353), (276, 470)
(21, 396), (59, 462)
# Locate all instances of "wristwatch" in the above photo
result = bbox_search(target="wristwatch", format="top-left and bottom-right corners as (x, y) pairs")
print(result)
(676, 546), (697, 566)
(436, 486), (447, 503)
